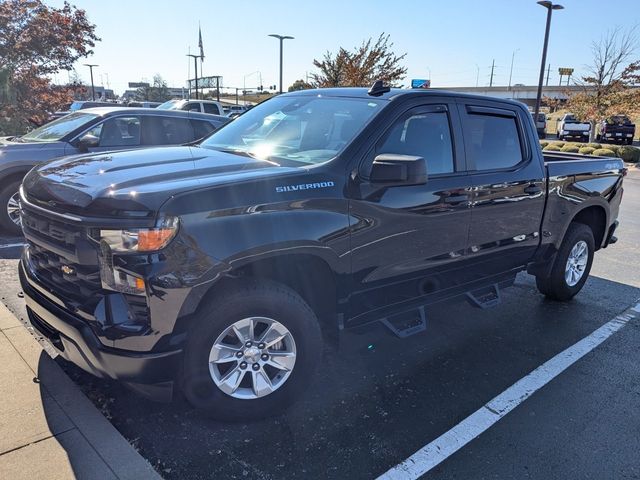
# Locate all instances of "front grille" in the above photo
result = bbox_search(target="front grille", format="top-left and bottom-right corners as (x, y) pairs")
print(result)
(28, 243), (101, 301)
(22, 207), (101, 305)
(22, 205), (150, 327)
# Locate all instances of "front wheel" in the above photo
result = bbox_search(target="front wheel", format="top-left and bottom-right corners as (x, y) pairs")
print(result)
(0, 180), (22, 235)
(182, 279), (322, 421)
(536, 223), (594, 301)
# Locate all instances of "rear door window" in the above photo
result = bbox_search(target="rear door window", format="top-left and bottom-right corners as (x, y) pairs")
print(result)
(142, 116), (194, 145)
(203, 103), (221, 115)
(464, 112), (523, 171)
(191, 119), (216, 140)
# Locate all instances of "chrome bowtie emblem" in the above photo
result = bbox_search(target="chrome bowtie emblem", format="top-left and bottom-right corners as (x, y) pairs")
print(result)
(61, 265), (75, 275)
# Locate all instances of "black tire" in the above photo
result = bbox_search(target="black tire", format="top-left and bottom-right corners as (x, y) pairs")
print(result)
(182, 279), (322, 421)
(535, 223), (595, 301)
(0, 180), (22, 235)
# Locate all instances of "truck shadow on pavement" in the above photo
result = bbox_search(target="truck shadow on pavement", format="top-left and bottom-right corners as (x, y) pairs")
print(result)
(38, 273), (640, 479)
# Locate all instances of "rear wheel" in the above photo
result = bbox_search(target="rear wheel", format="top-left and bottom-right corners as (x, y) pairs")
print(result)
(182, 279), (322, 421)
(0, 180), (22, 235)
(536, 223), (594, 301)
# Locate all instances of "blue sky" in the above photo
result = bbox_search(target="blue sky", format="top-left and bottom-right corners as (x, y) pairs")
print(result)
(48, 0), (638, 95)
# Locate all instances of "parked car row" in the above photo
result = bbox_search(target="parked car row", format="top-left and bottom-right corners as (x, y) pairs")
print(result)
(0, 107), (229, 233)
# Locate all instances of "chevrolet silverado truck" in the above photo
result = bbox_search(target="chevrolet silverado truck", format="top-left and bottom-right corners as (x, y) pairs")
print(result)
(18, 84), (625, 420)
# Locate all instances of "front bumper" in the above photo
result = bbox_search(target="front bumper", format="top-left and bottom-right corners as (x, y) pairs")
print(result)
(19, 260), (182, 401)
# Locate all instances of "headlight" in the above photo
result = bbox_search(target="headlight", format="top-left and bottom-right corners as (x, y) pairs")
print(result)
(100, 216), (179, 253)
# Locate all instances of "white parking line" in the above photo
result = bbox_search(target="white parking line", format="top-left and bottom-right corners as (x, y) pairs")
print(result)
(0, 242), (24, 249)
(378, 300), (640, 480)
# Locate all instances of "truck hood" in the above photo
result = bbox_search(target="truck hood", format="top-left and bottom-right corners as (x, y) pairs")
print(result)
(22, 146), (297, 218)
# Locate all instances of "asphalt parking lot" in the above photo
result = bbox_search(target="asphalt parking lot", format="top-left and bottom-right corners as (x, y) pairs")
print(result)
(1, 167), (639, 480)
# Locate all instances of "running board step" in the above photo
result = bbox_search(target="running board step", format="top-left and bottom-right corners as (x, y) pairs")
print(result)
(466, 284), (501, 309)
(380, 306), (427, 338)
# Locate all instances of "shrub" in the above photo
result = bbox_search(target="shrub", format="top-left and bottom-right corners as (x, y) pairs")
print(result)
(543, 144), (562, 152)
(616, 145), (640, 163)
(560, 145), (580, 153)
(578, 147), (596, 155)
(604, 144), (620, 155)
(539, 141), (549, 149)
(553, 142), (565, 148)
(586, 143), (602, 149)
(591, 148), (617, 157)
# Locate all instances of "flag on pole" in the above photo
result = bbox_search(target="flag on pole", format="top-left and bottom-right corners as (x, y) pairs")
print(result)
(198, 25), (205, 61)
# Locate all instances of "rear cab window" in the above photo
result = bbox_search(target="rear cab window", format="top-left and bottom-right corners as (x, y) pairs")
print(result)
(461, 105), (526, 171)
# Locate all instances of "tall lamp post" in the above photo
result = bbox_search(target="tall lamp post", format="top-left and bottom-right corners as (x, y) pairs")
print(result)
(268, 34), (294, 94)
(83, 63), (98, 100)
(508, 48), (520, 91)
(533, 1), (564, 121)
(186, 54), (201, 99)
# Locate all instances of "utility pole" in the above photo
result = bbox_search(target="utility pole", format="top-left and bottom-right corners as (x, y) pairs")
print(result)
(186, 54), (200, 99)
(545, 63), (551, 86)
(534, 1), (564, 124)
(268, 34), (294, 94)
(83, 64), (98, 101)
(489, 59), (495, 87)
(475, 64), (480, 87)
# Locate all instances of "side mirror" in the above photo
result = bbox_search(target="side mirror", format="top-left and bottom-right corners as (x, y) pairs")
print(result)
(76, 133), (99, 152)
(370, 154), (427, 186)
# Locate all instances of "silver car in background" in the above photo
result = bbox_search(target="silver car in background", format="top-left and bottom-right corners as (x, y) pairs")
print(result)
(0, 107), (228, 234)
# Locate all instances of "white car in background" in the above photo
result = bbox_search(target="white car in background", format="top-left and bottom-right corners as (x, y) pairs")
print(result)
(557, 113), (591, 142)
(158, 99), (225, 116)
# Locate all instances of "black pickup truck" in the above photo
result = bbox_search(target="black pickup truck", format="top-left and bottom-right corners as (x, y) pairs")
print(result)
(18, 84), (625, 420)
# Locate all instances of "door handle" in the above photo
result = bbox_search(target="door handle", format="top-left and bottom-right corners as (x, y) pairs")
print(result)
(444, 194), (468, 204)
(524, 185), (542, 195)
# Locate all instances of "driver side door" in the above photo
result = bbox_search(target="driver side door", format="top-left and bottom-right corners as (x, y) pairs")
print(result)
(347, 102), (473, 325)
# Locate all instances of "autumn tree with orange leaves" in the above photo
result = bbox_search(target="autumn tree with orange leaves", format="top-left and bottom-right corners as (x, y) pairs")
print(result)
(0, 0), (99, 134)
(567, 28), (640, 142)
(311, 33), (407, 88)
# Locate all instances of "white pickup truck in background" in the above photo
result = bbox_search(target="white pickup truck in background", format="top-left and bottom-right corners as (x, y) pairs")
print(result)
(557, 113), (591, 141)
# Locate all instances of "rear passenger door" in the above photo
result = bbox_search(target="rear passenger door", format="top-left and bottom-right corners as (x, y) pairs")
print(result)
(459, 101), (546, 276)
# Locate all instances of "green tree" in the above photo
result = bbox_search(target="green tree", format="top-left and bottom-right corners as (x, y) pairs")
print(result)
(288, 79), (313, 92)
(567, 28), (640, 141)
(135, 74), (171, 102)
(311, 33), (407, 88)
(0, 0), (99, 133)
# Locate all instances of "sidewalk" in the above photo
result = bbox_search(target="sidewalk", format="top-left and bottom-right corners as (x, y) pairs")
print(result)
(0, 302), (161, 480)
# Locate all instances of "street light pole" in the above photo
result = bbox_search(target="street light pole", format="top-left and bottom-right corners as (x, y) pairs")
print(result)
(83, 64), (98, 101)
(508, 48), (520, 91)
(268, 34), (294, 94)
(186, 54), (200, 99)
(534, 1), (564, 122)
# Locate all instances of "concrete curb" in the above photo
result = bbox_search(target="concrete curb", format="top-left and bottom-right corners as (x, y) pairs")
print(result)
(0, 302), (162, 480)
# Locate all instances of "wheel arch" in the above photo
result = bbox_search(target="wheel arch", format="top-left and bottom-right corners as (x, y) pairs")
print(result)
(571, 204), (608, 250)
(181, 252), (343, 341)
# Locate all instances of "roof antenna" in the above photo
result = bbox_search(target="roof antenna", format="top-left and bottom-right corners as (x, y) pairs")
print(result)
(368, 79), (391, 96)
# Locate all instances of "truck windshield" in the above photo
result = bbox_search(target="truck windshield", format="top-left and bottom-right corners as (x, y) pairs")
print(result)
(200, 96), (383, 165)
(157, 100), (183, 110)
(21, 112), (98, 142)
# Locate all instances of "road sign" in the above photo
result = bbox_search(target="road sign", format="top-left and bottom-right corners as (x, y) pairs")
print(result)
(188, 75), (223, 89)
(558, 68), (574, 76)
